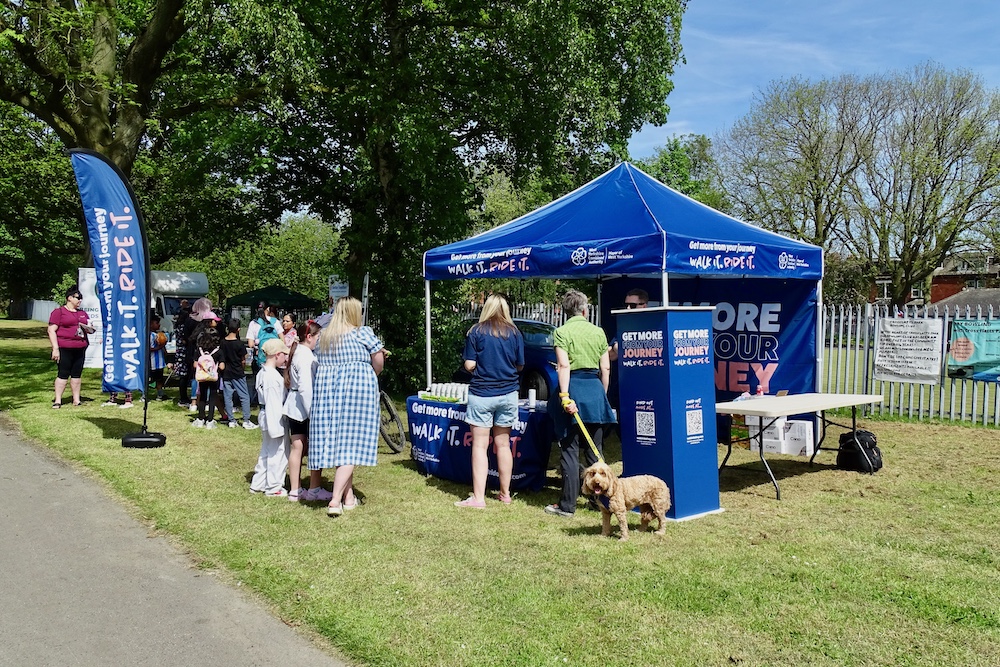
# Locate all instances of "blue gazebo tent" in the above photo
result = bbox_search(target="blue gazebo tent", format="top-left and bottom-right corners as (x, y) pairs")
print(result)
(422, 163), (824, 398)
(424, 163), (821, 283)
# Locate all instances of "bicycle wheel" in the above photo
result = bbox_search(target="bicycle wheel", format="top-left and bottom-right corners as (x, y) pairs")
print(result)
(379, 391), (407, 453)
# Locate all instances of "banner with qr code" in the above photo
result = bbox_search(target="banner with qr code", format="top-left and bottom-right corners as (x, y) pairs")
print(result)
(617, 307), (721, 520)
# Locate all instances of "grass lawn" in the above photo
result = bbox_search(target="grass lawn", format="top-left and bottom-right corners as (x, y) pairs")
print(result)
(2, 319), (999, 666)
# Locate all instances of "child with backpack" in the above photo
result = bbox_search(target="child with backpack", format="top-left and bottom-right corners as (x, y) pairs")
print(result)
(247, 302), (279, 405)
(220, 317), (258, 430)
(248, 303), (280, 370)
(250, 338), (291, 497)
(192, 312), (223, 429)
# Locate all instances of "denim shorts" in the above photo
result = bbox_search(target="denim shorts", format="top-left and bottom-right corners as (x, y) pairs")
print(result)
(465, 391), (519, 428)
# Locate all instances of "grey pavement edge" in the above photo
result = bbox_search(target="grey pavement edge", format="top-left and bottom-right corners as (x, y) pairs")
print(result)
(0, 421), (351, 667)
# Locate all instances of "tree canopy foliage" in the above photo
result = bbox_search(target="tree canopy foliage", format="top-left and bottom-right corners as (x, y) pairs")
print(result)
(635, 134), (727, 210)
(262, 0), (688, 389)
(0, 0), (305, 174)
(2, 0), (689, 388)
(158, 212), (345, 307)
(715, 64), (1000, 306)
(0, 102), (82, 303)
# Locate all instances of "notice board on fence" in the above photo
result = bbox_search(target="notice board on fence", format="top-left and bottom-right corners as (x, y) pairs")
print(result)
(947, 319), (1000, 380)
(874, 318), (943, 384)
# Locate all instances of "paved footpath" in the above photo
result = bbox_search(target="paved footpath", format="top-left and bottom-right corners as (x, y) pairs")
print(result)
(0, 424), (351, 667)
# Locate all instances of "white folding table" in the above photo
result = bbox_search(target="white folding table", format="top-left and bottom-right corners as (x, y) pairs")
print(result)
(714, 393), (884, 499)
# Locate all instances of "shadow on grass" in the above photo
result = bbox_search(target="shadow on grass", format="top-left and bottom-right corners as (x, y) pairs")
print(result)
(0, 321), (48, 340)
(81, 416), (153, 441)
(389, 426), (633, 510)
(0, 354), (65, 410)
(719, 456), (837, 494)
(392, 450), (568, 509)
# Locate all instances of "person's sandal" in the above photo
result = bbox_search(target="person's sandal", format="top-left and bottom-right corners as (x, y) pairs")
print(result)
(52, 402), (61, 409)
(497, 492), (512, 505)
(454, 497), (486, 509)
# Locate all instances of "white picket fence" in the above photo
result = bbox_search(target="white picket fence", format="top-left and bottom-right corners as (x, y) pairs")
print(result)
(824, 303), (1000, 425)
(482, 300), (1000, 426)
(461, 302), (600, 326)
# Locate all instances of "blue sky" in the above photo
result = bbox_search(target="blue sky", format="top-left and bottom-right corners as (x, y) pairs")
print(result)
(627, 0), (1000, 157)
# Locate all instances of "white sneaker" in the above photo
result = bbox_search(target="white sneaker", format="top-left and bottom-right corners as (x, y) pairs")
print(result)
(192, 418), (205, 428)
(242, 421), (259, 430)
(205, 420), (217, 430)
(119, 401), (134, 409)
(101, 400), (117, 407)
(228, 421), (238, 428)
(264, 487), (288, 498)
(189, 403), (198, 413)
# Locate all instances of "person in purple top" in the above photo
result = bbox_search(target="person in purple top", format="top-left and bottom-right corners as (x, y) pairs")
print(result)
(455, 294), (525, 509)
(47, 285), (94, 408)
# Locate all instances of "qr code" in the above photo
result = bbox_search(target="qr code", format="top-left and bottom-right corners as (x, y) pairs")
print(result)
(635, 411), (656, 437)
(686, 408), (703, 436)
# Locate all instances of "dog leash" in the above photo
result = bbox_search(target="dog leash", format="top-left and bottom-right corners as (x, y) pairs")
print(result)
(573, 412), (606, 464)
(561, 392), (605, 464)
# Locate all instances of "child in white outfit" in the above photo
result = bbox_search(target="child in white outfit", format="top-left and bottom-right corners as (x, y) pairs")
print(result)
(250, 338), (291, 496)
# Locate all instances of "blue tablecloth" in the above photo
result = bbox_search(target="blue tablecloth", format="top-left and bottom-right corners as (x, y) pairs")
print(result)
(406, 397), (554, 491)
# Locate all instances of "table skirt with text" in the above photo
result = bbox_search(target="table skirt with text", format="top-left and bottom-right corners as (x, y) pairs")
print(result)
(406, 397), (554, 491)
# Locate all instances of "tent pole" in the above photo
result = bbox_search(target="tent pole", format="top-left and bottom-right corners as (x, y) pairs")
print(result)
(597, 281), (603, 327)
(814, 278), (823, 392)
(661, 272), (669, 305)
(425, 280), (432, 389)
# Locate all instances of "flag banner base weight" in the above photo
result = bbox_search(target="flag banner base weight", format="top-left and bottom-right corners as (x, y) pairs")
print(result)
(122, 431), (166, 449)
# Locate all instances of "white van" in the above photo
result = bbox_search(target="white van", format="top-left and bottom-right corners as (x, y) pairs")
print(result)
(151, 270), (210, 337)
(76, 268), (209, 368)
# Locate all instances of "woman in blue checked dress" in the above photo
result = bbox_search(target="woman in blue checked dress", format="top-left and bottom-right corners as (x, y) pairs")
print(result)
(309, 297), (386, 516)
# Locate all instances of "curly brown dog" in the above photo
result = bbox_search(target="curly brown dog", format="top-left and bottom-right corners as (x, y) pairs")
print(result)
(581, 461), (671, 541)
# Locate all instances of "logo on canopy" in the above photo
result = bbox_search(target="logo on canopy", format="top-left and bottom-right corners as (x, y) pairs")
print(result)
(571, 247), (587, 266)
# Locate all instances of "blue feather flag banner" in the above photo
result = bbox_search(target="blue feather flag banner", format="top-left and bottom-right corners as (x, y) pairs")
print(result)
(69, 149), (150, 394)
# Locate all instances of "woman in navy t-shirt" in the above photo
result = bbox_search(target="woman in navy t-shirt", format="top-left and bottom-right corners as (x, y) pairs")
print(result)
(455, 294), (524, 509)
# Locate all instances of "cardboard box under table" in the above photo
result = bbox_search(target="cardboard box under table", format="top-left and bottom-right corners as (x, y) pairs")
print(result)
(406, 396), (553, 491)
(715, 393), (883, 499)
(745, 416), (815, 457)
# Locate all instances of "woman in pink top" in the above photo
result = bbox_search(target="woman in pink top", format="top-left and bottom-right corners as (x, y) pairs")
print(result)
(47, 285), (94, 408)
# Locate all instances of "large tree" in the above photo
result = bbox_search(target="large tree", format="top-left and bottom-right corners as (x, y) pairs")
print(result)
(264, 0), (688, 388)
(3, 0), (689, 388)
(715, 64), (1000, 306)
(848, 65), (1000, 304)
(0, 0), (304, 175)
(715, 74), (879, 249)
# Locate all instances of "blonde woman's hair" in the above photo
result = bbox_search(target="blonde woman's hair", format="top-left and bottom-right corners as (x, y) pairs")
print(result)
(318, 297), (363, 351)
(562, 290), (588, 317)
(473, 294), (516, 338)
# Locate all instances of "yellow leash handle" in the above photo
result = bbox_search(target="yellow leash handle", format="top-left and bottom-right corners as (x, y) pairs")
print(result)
(561, 391), (605, 464)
